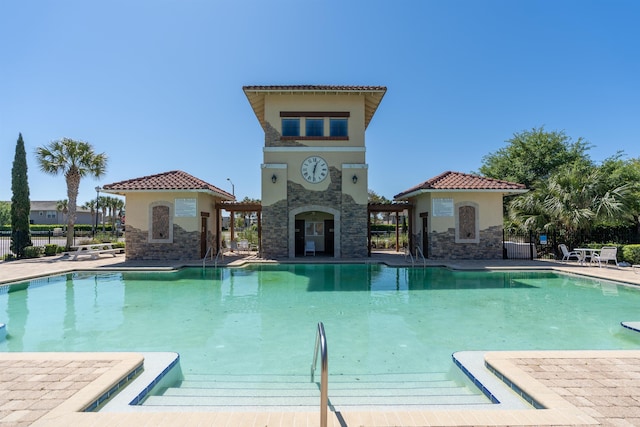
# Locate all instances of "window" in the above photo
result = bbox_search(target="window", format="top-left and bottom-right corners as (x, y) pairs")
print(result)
(46, 211), (57, 218)
(280, 112), (349, 139)
(306, 118), (324, 137)
(330, 118), (348, 137)
(305, 221), (324, 236)
(282, 118), (300, 136)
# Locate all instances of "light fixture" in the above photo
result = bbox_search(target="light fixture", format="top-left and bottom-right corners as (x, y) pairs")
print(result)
(226, 178), (235, 196)
(352, 175), (358, 184)
(271, 174), (277, 183)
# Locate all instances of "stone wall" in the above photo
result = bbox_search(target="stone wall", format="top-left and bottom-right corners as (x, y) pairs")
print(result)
(341, 194), (368, 257)
(261, 199), (289, 259)
(126, 224), (200, 260)
(429, 225), (503, 259)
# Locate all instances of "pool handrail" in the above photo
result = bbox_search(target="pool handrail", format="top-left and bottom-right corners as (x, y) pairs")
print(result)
(404, 245), (414, 265)
(310, 322), (328, 427)
(415, 245), (426, 267)
(213, 249), (224, 268)
(202, 246), (213, 269)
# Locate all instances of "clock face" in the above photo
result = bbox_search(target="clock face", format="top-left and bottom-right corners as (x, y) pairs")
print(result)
(301, 156), (328, 183)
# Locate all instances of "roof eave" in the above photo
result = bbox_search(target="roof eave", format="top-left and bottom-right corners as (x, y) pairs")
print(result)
(102, 188), (235, 201)
(395, 188), (528, 200)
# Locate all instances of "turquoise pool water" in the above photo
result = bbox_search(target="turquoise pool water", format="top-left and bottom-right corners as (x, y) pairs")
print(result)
(1, 264), (640, 378)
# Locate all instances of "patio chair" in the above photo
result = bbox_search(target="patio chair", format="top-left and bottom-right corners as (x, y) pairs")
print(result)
(238, 240), (250, 254)
(592, 246), (618, 268)
(559, 244), (580, 262)
(305, 241), (316, 256)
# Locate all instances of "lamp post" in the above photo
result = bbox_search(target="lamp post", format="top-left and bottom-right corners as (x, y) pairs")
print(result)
(94, 186), (101, 237)
(226, 178), (235, 197)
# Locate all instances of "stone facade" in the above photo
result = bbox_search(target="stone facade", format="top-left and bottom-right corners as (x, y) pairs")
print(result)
(261, 199), (288, 259)
(429, 225), (503, 259)
(261, 167), (368, 258)
(340, 194), (368, 257)
(126, 224), (200, 260)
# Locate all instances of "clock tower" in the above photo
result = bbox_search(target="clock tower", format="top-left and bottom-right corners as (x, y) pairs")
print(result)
(243, 85), (386, 258)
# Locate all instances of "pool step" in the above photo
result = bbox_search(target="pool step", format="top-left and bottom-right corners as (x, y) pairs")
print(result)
(142, 372), (489, 411)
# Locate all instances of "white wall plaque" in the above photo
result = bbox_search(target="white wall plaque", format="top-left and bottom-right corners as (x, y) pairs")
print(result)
(175, 198), (197, 217)
(432, 198), (454, 217)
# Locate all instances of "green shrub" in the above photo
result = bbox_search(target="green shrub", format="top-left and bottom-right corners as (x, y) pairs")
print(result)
(23, 246), (43, 258)
(43, 244), (58, 256)
(622, 245), (640, 265)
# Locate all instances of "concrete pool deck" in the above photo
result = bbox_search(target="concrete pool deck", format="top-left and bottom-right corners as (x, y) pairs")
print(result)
(2, 251), (640, 426)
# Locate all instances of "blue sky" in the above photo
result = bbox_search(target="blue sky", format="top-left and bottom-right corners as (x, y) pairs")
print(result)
(1, 0), (639, 205)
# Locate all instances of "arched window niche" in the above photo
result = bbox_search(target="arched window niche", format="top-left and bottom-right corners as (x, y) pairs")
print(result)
(455, 201), (479, 244)
(149, 201), (174, 243)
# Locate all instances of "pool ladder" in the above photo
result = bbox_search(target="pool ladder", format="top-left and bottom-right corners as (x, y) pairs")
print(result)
(310, 322), (328, 427)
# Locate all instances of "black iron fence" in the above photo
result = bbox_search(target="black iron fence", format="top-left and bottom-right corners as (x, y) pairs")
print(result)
(503, 226), (640, 260)
(0, 228), (123, 259)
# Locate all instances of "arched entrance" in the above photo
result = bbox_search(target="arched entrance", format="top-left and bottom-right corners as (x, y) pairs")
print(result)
(289, 206), (341, 258)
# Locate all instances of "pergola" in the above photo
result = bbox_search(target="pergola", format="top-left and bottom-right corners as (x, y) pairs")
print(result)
(215, 201), (262, 254)
(367, 202), (414, 256)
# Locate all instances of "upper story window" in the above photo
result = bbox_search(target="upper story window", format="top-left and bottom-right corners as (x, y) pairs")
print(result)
(281, 112), (349, 140)
(306, 118), (324, 137)
(330, 118), (348, 137)
(282, 118), (300, 137)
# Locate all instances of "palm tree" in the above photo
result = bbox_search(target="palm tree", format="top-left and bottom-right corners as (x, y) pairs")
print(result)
(108, 197), (125, 231)
(99, 195), (108, 232)
(508, 163), (635, 238)
(82, 200), (96, 234)
(36, 138), (107, 248)
(56, 199), (68, 225)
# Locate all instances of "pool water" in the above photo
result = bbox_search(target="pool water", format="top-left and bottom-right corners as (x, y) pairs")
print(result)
(1, 264), (640, 379)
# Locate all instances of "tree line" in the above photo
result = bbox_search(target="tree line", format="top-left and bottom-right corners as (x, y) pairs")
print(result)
(477, 127), (640, 237)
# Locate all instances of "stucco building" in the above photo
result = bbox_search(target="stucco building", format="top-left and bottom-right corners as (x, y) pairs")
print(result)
(394, 171), (527, 259)
(102, 170), (234, 260)
(243, 85), (386, 258)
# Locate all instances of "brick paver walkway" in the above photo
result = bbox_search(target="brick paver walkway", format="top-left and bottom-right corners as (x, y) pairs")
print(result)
(515, 356), (640, 426)
(0, 359), (118, 426)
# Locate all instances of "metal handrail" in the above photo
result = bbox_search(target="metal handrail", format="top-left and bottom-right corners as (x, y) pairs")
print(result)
(415, 245), (426, 267)
(404, 246), (414, 266)
(310, 322), (328, 427)
(202, 246), (213, 269)
(214, 249), (223, 268)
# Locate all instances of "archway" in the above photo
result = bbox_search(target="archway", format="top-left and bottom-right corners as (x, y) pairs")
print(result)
(288, 205), (341, 258)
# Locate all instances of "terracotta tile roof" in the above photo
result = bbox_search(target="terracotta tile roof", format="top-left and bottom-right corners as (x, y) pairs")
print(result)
(242, 85), (387, 92)
(243, 85), (386, 130)
(394, 171), (527, 199)
(102, 170), (234, 199)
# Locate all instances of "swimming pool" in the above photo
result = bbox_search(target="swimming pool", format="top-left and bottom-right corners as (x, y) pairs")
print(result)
(2, 264), (640, 409)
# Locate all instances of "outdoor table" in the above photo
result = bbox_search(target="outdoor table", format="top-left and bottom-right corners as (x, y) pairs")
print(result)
(573, 248), (600, 266)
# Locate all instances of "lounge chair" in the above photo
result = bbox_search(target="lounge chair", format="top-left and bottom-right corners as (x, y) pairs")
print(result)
(559, 244), (580, 262)
(592, 246), (618, 268)
(305, 241), (316, 256)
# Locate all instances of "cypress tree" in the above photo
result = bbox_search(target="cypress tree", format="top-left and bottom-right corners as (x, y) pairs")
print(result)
(11, 133), (32, 258)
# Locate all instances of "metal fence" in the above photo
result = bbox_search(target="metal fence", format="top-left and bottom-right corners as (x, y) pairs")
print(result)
(503, 226), (640, 260)
(0, 229), (122, 259)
